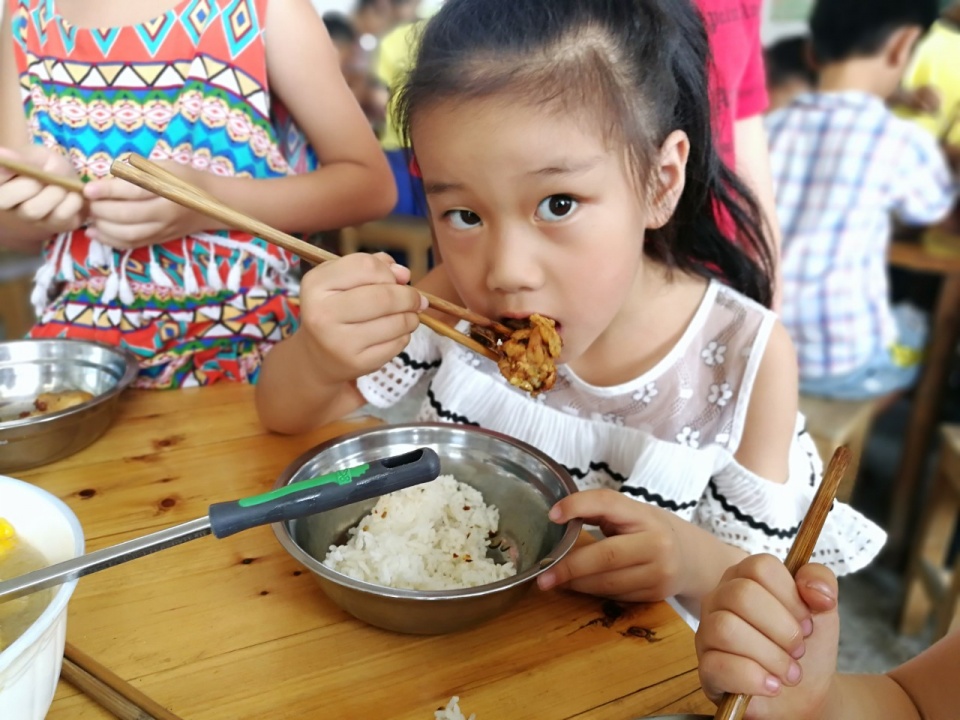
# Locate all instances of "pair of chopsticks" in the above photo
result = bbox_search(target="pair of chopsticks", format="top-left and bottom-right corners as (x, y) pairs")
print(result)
(108, 154), (506, 363)
(0, 152), (507, 362)
(62, 642), (183, 720)
(712, 445), (851, 720)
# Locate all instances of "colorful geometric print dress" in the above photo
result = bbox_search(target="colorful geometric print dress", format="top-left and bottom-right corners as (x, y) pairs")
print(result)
(9, 0), (308, 388)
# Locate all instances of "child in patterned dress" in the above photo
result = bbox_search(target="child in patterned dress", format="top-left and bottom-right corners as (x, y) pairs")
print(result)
(0, 0), (395, 387)
(257, 0), (885, 618)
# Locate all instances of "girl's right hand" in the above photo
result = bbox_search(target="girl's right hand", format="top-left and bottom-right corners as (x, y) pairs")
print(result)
(0, 145), (85, 236)
(298, 252), (427, 384)
(696, 555), (840, 720)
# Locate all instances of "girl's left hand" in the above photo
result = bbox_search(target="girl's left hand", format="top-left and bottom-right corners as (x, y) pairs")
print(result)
(83, 161), (217, 249)
(536, 489), (689, 602)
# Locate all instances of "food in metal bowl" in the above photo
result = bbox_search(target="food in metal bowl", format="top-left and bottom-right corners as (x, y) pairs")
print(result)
(273, 423), (582, 635)
(0, 339), (138, 472)
(14, 390), (95, 420)
(322, 474), (516, 591)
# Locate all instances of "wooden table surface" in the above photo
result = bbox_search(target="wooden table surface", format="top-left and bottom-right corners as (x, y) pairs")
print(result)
(17, 383), (712, 720)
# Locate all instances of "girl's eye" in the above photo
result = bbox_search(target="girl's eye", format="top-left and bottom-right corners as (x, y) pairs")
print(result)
(445, 209), (482, 229)
(536, 195), (578, 222)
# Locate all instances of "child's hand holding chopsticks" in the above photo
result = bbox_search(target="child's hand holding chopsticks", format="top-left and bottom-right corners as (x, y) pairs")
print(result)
(0, 145), (85, 245)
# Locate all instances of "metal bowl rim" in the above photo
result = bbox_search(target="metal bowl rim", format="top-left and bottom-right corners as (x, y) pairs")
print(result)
(0, 338), (139, 430)
(271, 421), (583, 600)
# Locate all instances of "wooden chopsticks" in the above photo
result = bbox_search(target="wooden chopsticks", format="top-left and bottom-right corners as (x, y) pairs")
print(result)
(110, 154), (510, 355)
(712, 445), (852, 720)
(0, 155), (85, 193)
(63, 642), (184, 720)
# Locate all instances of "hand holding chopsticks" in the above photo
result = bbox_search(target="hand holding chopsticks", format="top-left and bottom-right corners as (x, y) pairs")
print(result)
(710, 446), (851, 720)
(109, 153), (507, 362)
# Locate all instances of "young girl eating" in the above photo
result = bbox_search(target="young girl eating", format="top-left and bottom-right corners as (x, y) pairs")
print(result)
(257, 0), (884, 612)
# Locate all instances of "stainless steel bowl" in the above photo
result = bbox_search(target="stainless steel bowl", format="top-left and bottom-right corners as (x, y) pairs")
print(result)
(272, 423), (583, 635)
(0, 339), (138, 472)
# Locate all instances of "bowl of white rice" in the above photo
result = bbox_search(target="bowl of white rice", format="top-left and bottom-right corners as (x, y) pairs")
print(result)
(271, 423), (582, 634)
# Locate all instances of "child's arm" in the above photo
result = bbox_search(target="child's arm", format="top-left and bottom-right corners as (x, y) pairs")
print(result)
(0, 12), (85, 249)
(733, 321), (797, 484)
(81, 0), (396, 249)
(256, 252), (424, 433)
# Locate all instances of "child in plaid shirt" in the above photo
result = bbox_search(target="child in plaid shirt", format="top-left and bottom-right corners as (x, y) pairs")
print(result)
(767, 0), (958, 401)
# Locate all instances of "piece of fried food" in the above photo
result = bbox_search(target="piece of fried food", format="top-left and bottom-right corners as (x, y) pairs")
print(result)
(19, 390), (94, 419)
(497, 314), (562, 396)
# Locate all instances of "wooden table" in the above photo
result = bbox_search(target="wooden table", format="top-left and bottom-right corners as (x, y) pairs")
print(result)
(887, 240), (960, 560)
(19, 384), (711, 720)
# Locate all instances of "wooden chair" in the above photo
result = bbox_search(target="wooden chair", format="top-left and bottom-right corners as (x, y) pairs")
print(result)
(899, 424), (960, 640)
(799, 393), (897, 503)
(339, 216), (433, 284)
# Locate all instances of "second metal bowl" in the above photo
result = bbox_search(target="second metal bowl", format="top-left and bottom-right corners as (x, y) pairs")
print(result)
(272, 423), (583, 635)
(0, 339), (138, 473)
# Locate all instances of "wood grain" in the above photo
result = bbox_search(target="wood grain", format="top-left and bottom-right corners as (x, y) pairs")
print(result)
(24, 384), (713, 719)
(64, 643), (184, 720)
(712, 446), (851, 720)
(61, 658), (155, 720)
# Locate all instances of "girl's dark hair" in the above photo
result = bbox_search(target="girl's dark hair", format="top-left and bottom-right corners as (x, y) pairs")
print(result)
(396, 0), (774, 308)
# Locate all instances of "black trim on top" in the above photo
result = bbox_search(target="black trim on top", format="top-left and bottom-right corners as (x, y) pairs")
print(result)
(426, 387), (480, 426)
(396, 351), (442, 371)
(563, 462), (699, 512)
(708, 480), (810, 539)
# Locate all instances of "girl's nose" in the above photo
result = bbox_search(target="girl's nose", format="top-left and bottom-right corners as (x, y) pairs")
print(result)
(485, 231), (544, 294)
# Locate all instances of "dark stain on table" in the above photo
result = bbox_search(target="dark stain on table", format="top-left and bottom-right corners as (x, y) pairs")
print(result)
(152, 434), (185, 451)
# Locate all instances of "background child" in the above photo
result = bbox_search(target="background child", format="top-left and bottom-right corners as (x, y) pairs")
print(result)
(767, 0), (957, 401)
(899, 0), (960, 146)
(257, 0), (884, 613)
(764, 35), (818, 112)
(697, 554), (959, 719)
(0, 0), (395, 388)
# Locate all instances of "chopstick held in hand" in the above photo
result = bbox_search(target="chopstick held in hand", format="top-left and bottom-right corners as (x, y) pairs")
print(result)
(109, 154), (510, 357)
(0, 154), (85, 193)
(711, 445), (852, 720)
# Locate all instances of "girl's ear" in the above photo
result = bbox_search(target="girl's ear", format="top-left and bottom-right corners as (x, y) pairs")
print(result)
(886, 25), (922, 70)
(647, 130), (689, 230)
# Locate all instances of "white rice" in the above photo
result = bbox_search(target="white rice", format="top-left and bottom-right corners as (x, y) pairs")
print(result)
(322, 474), (516, 591)
(435, 696), (475, 720)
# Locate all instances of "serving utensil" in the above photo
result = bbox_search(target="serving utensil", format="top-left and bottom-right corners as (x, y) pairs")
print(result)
(109, 154), (510, 361)
(0, 448), (440, 602)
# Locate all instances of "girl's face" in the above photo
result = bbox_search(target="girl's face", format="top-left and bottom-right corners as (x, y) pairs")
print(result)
(412, 97), (682, 368)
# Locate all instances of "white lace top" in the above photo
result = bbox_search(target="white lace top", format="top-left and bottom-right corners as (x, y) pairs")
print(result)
(358, 281), (885, 574)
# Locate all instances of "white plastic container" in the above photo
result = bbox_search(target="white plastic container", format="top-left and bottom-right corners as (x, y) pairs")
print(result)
(0, 476), (84, 720)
